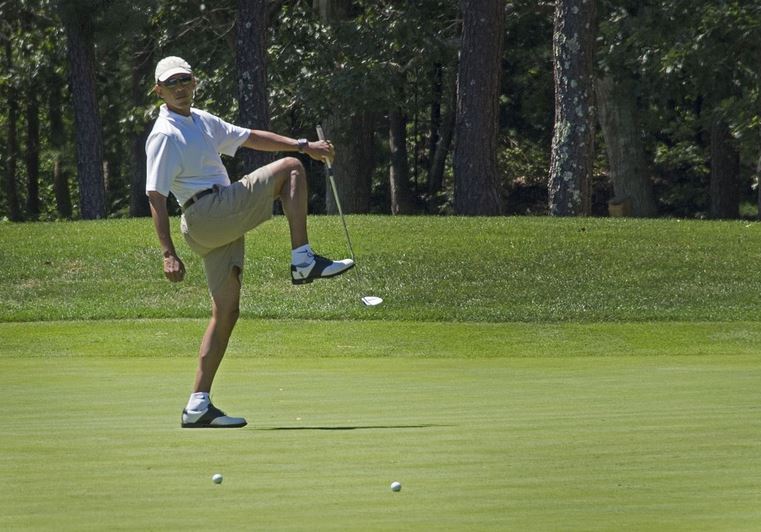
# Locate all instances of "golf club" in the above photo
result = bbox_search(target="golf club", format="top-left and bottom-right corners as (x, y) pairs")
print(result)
(316, 125), (383, 307)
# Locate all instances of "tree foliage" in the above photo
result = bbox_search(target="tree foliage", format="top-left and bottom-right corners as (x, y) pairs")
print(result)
(1, 0), (760, 220)
(597, 0), (761, 217)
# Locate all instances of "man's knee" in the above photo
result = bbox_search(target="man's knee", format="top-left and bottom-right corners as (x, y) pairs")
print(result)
(272, 156), (304, 178)
(284, 156), (303, 170)
(213, 299), (240, 326)
(223, 305), (241, 324)
(211, 267), (241, 324)
(272, 157), (306, 198)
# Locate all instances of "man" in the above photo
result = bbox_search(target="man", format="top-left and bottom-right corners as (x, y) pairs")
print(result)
(146, 56), (353, 429)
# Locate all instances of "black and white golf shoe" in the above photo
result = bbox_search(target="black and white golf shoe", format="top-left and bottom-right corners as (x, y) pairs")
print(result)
(291, 254), (354, 285)
(181, 403), (247, 428)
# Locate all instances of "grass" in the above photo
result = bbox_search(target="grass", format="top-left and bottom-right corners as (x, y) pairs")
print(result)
(5, 319), (761, 359)
(2, 216), (761, 530)
(2, 320), (761, 530)
(2, 215), (761, 322)
(0, 320), (761, 530)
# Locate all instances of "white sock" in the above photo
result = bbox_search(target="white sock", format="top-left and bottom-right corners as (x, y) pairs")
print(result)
(291, 244), (315, 266)
(186, 392), (210, 412)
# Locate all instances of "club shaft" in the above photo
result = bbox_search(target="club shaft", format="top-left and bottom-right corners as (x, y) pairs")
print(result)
(316, 125), (356, 263)
(315, 124), (381, 305)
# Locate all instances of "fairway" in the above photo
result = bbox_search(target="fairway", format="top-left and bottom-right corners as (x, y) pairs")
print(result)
(2, 320), (761, 530)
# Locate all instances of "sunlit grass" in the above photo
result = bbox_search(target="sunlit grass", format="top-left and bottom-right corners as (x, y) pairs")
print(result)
(1, 320), (761, 530)
(2, 215), (761, 322)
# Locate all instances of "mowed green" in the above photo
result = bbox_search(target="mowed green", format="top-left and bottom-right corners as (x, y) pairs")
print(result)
(2, 319), (761, 530)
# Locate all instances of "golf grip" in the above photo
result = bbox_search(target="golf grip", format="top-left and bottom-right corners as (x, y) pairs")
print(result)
(316, 125), (356, 263)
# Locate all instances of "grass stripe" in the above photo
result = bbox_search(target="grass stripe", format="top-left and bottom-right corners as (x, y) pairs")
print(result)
(3, 319), (761, 359)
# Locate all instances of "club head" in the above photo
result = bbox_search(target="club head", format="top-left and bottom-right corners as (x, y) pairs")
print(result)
(361, 296), (383, 307)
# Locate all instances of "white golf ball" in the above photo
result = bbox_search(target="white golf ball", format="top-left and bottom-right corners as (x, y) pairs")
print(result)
(212, 473), (223, 484)
(390, 481), (402, 492)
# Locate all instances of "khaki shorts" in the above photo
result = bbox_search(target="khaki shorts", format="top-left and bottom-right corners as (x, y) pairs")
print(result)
(180, 166), (277, 297)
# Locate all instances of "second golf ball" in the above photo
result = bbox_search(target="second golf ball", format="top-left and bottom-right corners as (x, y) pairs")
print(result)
(390, 481), (401, 492)
(212, 473), (223, 484)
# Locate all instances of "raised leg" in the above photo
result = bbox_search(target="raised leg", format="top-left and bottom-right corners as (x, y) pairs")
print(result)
(269, 157), (309, 249)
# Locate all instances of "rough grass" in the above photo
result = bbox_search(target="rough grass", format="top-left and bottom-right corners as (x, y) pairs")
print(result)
(2, 215), (761, 322)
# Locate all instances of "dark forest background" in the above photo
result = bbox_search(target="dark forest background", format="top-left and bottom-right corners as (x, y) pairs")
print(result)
(1, 0), (760, 221)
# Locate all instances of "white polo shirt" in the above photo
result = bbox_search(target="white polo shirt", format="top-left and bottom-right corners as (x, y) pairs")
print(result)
(145, 105), (250, 206)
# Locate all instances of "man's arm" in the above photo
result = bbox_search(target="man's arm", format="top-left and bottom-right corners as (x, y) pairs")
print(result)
(241, 130), (334, 162)
(148, 191), (185, 282)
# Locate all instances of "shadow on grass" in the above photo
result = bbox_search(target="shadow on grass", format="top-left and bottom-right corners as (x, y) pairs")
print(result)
(256, 424), (448, 431)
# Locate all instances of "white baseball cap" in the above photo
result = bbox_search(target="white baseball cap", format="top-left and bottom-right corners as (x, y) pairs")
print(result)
(155, 56), (192, 83)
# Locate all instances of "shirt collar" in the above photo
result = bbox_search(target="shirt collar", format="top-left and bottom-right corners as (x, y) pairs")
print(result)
(160, 104), (194, 124)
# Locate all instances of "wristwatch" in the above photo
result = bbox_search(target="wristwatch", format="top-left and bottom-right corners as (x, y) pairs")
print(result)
(297, 138), (308, 153)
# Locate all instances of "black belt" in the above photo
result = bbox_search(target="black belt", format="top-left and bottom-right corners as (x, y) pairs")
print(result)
(182, 187), (216, 211)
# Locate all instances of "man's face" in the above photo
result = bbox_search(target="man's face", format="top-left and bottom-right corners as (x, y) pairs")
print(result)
(155, 74), (196, 115)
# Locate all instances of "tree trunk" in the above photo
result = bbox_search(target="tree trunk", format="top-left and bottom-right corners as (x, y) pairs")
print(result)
(313, 0), (351, 21)
(453, 0), (504, 215)
(757, 64), (761, 220)
(595, 75), (657, 217)
(548, 0), (597, 216)
(426, 63), (443, 175)
(47, 80), (72, 219)
(757, 136), (761, 221)
(3, 38), (22, 221)
(236, 0), (273, 175)
(316, 0), (374, 214)
(428, 66), (457, 212)
(128, 37), (152, 218)
(709, 117), (740, 219)
(324, 113), (375, 214)
(25, 91), (40, 218)
(63, 8), (106, 219)
(389, 107), (415, 214)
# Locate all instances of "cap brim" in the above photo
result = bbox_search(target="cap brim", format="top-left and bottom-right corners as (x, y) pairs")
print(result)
(157, 67), (192, 83)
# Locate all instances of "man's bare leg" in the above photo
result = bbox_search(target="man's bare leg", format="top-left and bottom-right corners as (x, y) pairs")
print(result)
(191, 159), (306, 392)
(265, 157), (354, 283)
(269, 157), (308, 249)
(181, 266), (247, 428)
(193, 266), (241, 393)
(190, 157), (306, 391)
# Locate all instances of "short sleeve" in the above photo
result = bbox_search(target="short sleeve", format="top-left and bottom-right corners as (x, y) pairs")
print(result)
(198, 110), (250, 157)
(145, 132), (182, 196)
